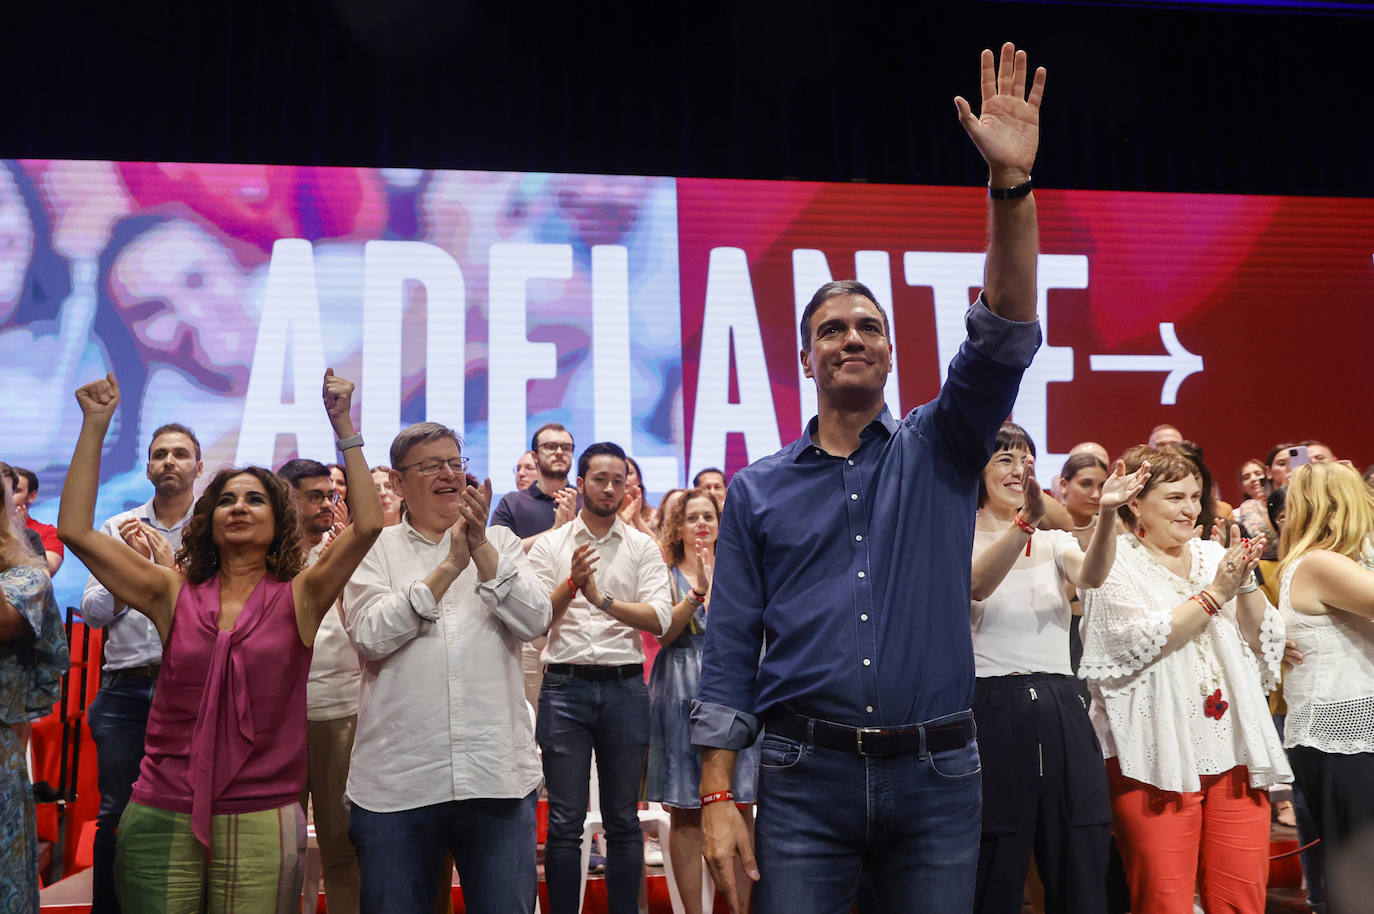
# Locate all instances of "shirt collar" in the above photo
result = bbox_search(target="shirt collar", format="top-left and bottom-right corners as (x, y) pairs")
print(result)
(791, 405), (898, 462)
(400, 512), (446, 547)
(571, 513), (626, 545)
(525, 481), (559, 502)
(138, 497), (194, 533)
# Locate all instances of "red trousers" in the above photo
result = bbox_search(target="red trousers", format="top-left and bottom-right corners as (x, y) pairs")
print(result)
(1107, 758), (1271, 914)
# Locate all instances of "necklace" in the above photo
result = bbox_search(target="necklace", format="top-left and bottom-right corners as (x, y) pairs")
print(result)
(1126, 536), (1228, 716)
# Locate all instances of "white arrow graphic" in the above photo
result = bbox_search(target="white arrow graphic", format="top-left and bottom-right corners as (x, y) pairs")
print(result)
(1089, 322), (1204, 405)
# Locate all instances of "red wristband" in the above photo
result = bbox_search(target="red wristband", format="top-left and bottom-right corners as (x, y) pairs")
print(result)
(1014, 513), (1036, 555)
(1192, 591), (1220, 616)
(700, 790), (735, 807)
(566, 575), (579, 596)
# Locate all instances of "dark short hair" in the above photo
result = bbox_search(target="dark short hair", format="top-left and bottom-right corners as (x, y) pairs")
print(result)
(693, 467), (726, 487)
(176, 467), (305, 585)
(1267, 485), (1287, 530)
(390, 422), (463, 469)
(798, 280), (891, 350)
(277, 458), (331, 489)
(977, 422), (1037, 508)
(13, 467), (38, 496)
(577, 442), (628, 480)
(149, 423), (202, 461)
(1265, 442), (1297, 470)
(1060, 453), (1108, 484)
(531, 422), (572, 452)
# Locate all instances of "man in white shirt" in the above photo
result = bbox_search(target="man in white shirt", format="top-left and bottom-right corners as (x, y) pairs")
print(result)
(80, 422), (200, 914)
(342, 422), (551, 913)
(527, 441), (673, 914)
(278, 457), (361, 914)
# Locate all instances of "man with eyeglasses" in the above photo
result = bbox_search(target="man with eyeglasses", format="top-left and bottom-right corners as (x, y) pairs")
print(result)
(277, 457), (363, 913)
(491, 422), (579, 548)
(342, 421), (551, 912)
(80, 422), (201, 914)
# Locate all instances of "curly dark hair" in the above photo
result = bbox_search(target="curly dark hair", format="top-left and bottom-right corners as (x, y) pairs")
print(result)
(175, 467), (306, 585)
(659, 487), (722, 567)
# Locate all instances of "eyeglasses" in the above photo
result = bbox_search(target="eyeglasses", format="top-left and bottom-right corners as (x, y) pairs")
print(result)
(301, 490), (341, 505)
(397, 456), (470, 477)
(537, 442), (575, 454)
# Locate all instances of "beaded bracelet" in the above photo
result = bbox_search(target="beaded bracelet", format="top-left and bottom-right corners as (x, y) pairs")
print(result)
(700, 790), (735, 807)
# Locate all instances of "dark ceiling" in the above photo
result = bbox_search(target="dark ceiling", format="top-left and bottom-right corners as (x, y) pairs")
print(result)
(6, 1), (1371, 197)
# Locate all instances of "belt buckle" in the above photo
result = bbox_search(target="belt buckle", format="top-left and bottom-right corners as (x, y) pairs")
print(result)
(855, 727), (884, 756)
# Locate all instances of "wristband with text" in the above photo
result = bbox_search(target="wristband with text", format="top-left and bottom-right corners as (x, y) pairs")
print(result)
(700, 790), (735, 807)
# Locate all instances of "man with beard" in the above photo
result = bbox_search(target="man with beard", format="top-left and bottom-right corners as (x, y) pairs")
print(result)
(491, 422), (579, 545)
(527, 442), (673, 914)
(491, 422), (580, 708)
(278, 458), (362, 913)
(81, 423), (201, 914)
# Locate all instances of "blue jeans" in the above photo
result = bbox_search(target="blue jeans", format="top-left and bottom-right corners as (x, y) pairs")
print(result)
(536, 671), (649, 914)
(349, 791), (537, 914)
(86, 672), (156, 914)
(754, 710), (982, 914)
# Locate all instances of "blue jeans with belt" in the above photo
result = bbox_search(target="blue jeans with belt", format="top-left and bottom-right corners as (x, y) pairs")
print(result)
(536, 669), (649, 914)
(753, 709), (982, 914)
(86, 670), (157, 914)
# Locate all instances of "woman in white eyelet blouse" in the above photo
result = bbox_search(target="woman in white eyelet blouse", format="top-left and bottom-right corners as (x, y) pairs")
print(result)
(1078, 445), (1289, 914)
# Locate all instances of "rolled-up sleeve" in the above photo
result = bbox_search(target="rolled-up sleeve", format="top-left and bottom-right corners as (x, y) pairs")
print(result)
(923, 294), (1043, 478)
(477, 526), (552, 642)
(634, 538), (673, 637)
(692, 480), (767, 750)
(342, 542), (430, 661)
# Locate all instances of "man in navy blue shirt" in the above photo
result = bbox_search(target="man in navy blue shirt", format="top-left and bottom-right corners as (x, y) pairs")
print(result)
(691, 43), (1047, 914)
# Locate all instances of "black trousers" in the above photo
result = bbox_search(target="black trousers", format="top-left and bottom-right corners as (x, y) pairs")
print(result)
(1288, 744), (1374, 914)
(972, 672), (1111, 914)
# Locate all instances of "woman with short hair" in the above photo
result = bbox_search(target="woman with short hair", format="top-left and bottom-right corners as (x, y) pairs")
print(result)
(1079, 445), (1287, 914)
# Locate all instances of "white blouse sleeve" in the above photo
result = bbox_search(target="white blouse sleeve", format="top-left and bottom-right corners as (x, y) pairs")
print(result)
(1078, 559), (1173, 682)
(1257, 600), (1285, 693)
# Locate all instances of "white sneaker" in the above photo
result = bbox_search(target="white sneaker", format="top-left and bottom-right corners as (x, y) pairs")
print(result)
(644, 835), (664, 866)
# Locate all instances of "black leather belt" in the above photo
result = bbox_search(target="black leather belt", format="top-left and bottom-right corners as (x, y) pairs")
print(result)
(545, 663), (643, 681)
(765, 709), (974, 758)
(105, 663), (161, 683)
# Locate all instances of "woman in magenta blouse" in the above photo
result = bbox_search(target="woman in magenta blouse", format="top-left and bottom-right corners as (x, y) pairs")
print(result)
(59, 369), (383, 913)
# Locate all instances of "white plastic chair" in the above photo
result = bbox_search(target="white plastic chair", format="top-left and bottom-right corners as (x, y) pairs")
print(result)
(577, 750), (716, 914)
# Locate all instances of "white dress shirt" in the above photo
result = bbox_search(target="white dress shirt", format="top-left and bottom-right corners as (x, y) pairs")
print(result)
(341, 519), (550, 812)
(79, 499), (192, 670)
(305, 540), (362, 722)
(527, 515), (673, 666)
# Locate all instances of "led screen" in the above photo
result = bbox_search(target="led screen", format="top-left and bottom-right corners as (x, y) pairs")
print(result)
(4, 159), (1372, 610)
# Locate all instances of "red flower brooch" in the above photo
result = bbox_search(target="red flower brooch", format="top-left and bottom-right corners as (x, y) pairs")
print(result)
(1204, 689), (1229, 721)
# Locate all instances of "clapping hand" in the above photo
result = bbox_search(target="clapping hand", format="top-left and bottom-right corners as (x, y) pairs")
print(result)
(552, 488), (578, 528)
(1018, 458), (1046, 526)
(118, 519), (174, 567)
(460, 478), (494, 552)
(75, 373), (121, 424)
(571, 542), (600, 604)
(954, 42), (1046, 187)
(1100, 460), (1151, 515)
(1208, 526), (1264, 604)
(691, 539), (714, 598)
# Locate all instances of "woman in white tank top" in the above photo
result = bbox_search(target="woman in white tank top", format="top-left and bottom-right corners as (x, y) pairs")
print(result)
(1276, 460), (1374, 899)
